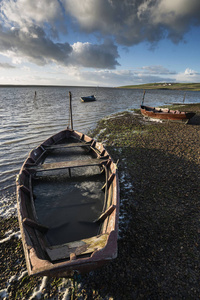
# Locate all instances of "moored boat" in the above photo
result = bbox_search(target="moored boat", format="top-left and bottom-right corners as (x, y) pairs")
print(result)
(140, 105), (195, 122)
(16, 93), (119, 277)
(81, 95), (96, 102)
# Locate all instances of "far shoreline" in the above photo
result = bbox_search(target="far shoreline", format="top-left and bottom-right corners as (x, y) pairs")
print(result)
(1, 83), (200, 91)
(119, 82), (200, 91)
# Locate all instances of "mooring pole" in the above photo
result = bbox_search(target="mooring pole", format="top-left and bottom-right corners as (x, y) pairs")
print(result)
(69, 91), (73, 130)
(142, 90), (145, 105)
(183, 92), (186, 103)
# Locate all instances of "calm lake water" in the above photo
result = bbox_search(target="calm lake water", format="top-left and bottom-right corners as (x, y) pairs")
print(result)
(0, 85), (199, 213)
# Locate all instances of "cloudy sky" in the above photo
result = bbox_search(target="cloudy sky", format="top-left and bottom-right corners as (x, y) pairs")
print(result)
(0, 0), (200, 87)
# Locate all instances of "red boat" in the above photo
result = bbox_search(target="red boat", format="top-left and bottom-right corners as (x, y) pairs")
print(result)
(140, 105), (195, 122)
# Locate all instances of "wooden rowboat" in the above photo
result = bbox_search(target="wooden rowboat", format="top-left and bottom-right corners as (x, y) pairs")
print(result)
(140, 105), (195, 122)
(16, 93), (119, 277)
(81, 95), (96, 102)
(16, 129), (119, 277)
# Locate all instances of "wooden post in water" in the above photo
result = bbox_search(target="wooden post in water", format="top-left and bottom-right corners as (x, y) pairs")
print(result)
(183, 92), (186, 103)
(141, 90), (145, 105)
(69, 91), (73, 130)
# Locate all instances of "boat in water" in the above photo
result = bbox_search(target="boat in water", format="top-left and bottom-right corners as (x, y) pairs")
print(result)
(140, 105), (195, 122)
(16, 92), (119, 277)
(81, 95), (96, 102)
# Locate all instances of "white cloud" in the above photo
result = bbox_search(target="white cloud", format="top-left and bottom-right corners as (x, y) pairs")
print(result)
(0, 62), (15, 68)
(2, 60), (197, 86)
(1, 0), (62, 29)
(70, 40), (119, 69)
(184, 68), (199, 75)
(141, 65), (176, 75)
(175, 68), (200, 82)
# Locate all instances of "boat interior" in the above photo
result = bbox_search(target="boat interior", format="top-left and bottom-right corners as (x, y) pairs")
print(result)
(17, 130), (116, 264)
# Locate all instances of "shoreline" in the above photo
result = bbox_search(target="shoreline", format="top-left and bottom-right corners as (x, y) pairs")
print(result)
(119, 83), (200, 91)
(1, 103), (200, 299)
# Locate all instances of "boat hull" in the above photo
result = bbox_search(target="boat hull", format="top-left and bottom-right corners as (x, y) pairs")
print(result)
(81, 95), (96, 102)
(141, 105), (195, 121)
(16, 129), (119, 277)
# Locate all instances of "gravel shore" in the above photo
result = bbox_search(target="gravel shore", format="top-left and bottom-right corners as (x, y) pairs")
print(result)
(0, 103), (199, 299)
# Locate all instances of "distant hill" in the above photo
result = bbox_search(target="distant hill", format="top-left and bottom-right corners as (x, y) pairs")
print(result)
(119, 83), (200, 91)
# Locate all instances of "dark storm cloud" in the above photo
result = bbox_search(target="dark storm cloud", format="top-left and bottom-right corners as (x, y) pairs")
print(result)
(63, 0), (200, 45)
(0, 25), (119, 68)
(0, 25), (73, 65)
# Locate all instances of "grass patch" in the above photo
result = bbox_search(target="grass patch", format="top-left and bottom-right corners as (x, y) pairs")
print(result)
(119, 82), (200, 91)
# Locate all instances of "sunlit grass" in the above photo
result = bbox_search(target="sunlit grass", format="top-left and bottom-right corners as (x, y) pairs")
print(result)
(119, 82), (200, 91)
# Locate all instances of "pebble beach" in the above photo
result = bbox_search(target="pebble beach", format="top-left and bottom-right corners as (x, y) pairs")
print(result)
(0, 103), (200, 299)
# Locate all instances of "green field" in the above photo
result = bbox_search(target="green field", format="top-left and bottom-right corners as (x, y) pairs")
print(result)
(119, 82), (200, 91)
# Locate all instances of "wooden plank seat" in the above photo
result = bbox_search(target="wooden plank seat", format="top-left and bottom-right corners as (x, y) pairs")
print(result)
(26, 158), (108, 172)
(46, 233), (109, 261)
(43, 142), (92, 150)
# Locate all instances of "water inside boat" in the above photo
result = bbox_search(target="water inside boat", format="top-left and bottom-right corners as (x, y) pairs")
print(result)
(33, 138), (105, 246)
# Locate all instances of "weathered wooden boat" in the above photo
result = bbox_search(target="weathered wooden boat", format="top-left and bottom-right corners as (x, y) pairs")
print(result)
(81, 95), (96, 102)
(16, 129), (119, 277)
(16, 93), (119, 277)
(140, 105), (195, 122)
